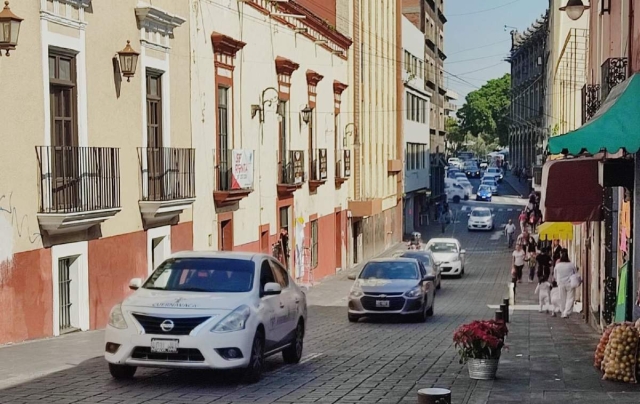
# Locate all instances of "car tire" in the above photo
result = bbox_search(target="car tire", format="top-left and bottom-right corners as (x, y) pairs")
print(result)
(464, 195), (469, 201)
(426, 301), (434, 317)
(348, 314), (360, 323)
(243, 329), (265, 384)
(108, 363), (137, 380)
(415, 302), (428, 323)
(453, 196), (461, 203)
(282, 320), (304, 364)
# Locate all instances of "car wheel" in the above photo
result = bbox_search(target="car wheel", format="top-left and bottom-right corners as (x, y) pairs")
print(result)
(464, 195), (469, 201)
(415, 301), (428, 323)
(348, 314), (360, 323)
(282, 320), (304, 364)
(243, 329), (265, 384)
(426, 301), (434, 317)
(453, 196), (461, 203)
(108, 363), (137, 380)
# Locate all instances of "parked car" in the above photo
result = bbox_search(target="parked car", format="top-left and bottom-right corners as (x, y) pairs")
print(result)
(485, 167), (503, 182)
(476, 185), (493, 202)
(481, 177), (499, 194)
(104, 252), (308, 383)
(396, 250), (442, 290)
(467, 207), (495, 231)
(425, 238), (466, 278)
(347, 258), (436, 322)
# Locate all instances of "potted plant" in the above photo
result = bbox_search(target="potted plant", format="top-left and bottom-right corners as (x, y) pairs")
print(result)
(453, 319), (509, 380)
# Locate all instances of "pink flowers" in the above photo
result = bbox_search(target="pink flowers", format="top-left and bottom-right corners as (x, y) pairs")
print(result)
(453, 320), (509, 363)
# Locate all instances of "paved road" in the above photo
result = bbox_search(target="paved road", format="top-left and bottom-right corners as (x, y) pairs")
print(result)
(2, 175), (638, 403)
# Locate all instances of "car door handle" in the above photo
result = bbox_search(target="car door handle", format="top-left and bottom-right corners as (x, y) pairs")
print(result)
(294, 297), (300, 304)
(279, 302), (285, 308)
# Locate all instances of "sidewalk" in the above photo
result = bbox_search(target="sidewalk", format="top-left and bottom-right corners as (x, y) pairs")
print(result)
(503, 170), (532, 199)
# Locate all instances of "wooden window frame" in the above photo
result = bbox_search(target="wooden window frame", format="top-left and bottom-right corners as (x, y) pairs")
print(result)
(310, 219), (318, 269)
(146, 70), (164, 148)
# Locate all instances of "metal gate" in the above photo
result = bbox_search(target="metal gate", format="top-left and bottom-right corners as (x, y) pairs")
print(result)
(58, 258), (73, 333)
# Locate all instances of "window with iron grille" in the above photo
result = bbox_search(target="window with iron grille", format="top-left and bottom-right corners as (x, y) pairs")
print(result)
(311, 220), (318, 269)
(217, 86), (229, 190)
(58, 258), (73, 333)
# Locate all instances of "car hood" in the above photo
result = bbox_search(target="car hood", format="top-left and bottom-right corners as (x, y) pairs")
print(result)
(469, 216), (491, 222)
(431, 252), (459, 263)
(354, 279), (419, 293)
(123, 288), (250, 311)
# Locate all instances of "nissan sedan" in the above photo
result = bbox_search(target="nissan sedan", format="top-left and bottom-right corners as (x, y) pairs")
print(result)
(425, 238), (466, 278)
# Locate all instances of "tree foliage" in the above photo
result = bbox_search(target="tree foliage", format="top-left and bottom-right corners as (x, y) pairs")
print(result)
(445, 117), (465, 152)
(456, 74), (511, 146)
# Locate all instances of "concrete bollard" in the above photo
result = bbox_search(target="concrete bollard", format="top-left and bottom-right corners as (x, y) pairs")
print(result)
(495, 310), (504, 322)
(500, 303), (509, 323)
(417, 388), (451, 404)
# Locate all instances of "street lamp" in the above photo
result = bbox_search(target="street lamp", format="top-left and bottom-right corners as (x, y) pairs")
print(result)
(117, 40), (139, 82)
(0, 1), (23, 57)
(559, 0), (590, 21)
(300, 105), (312, 124)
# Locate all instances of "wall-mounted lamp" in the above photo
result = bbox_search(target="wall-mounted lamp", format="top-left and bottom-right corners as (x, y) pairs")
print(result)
(559, 0), (590, 21)
(117, 40), (140, 82)
(344, 123), (356, 147)
(0, 1), (23, 57)
(251, 87), (280, 123)
(300, 105), (312, 124)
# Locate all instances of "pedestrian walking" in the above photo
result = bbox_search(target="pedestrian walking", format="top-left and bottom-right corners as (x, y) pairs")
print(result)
(536, 247), (553, 282)
(535, 277), (552, 313)
(549, 281), (562, 316)
(518, 210), (528, 232)
(505, 219), (516, 248)
(554, 249), (578, 318)
(438, 208), (446, 234)
(526, 250), (537, 282)
(551, 239), (562, 265)
(516, 229), (536, 252)
(512, 244), (526, 283)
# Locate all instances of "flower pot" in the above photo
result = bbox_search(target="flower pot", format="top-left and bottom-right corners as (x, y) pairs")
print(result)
(467, 358), (499, 380)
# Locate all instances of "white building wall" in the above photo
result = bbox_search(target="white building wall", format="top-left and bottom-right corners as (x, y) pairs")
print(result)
(190, 0), (350, 252)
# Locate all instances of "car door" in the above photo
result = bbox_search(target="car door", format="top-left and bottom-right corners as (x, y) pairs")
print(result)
(258, 260), (286, 351)
(269, 259), (299, 345)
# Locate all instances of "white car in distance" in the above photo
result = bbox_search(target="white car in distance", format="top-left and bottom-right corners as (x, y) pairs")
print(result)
(425, 238), (466, 278)
(467, 207), (495, 231)
(104, 251), (308, 383)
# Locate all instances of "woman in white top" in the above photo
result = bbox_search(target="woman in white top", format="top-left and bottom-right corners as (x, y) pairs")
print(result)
(553, 249), (577, 318)
(512, 244), (526, 283)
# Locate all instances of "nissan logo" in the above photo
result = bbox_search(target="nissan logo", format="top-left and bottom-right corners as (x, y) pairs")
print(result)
(160, 320), (174, 332)
(379, 294), (387, 299)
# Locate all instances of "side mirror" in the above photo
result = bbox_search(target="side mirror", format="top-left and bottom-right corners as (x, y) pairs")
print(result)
(129, 278), (142, 290)
(467, 213), (471, 217)
(263, 282), (282, 296)
(347, 274), (357, 281)
(460, 249), (466, 254)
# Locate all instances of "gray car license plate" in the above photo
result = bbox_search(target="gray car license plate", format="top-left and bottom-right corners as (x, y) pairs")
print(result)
(151, 338), (179, 353)
(376, 300), (390, 308)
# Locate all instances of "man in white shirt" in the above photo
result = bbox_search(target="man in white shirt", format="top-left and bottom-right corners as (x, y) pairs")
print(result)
(512, 244), (526, 283)
(505, 219), (516, 248)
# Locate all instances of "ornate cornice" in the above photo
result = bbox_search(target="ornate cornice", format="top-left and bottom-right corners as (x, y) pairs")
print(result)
(306, 70), (324, 86)
(135, 3), (186, 36)
(333, 80), (348, 94)
(211, 32), (246, 57)
(275, 56), (300, 76)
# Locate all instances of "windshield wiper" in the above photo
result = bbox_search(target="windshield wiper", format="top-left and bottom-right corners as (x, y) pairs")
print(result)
(143, 286), (166, 290)
(177, 287), (211, 292)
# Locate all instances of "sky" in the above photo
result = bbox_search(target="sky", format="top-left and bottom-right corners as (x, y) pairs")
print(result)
(444, 0), (549, 104)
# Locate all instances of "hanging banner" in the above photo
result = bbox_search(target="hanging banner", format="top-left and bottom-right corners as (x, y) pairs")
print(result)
(231, 149), (254, 190)
(615, 263), (628, 322)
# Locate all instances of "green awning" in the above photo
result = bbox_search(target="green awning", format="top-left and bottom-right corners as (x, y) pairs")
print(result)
(548, 73), (640, 155)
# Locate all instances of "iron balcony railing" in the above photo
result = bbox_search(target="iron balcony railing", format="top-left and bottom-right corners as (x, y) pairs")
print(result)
(35, 146), (120, 214)
(310, 148), (328, 181)
(601, 57), (628, 101)
(138, 147), (195, 201)
(215, 149), (254, 191)
(280, 150), (305, 185)
(581, 84), (601, 124)
(335, 149), (352, 178)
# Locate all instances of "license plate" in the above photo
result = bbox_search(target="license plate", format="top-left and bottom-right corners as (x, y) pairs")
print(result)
(376, 300), (390, 308)
(151, 338), (179, 353)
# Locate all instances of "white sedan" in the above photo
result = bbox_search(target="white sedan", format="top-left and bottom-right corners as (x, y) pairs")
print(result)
(425, 238), (466, 278)
(104, 251), (307, 383)
(467, 207), (495, 231)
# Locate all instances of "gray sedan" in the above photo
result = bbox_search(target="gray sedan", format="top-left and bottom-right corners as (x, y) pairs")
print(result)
(397, 250), (442, 290)
(347, 258), (436, 323)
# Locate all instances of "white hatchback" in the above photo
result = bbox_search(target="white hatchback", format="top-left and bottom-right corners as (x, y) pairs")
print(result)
(104, 251), (307, 383)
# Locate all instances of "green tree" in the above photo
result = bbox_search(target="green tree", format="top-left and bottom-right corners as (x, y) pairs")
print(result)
(445, 117), (465, 153)
(457, 74), (511, 146)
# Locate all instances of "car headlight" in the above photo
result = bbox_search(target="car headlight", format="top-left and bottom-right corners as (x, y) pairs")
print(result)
(108, 304), (128, 329)
(451, 255), (461, 262)
(350, 287), (364, 298)
(211, 305), (251, 333)
(404, 286), (423, 298)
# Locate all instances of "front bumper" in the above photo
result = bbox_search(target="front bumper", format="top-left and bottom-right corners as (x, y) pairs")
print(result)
(439, 261), (462, 275)
(468, 222), (492, 230)
(104, 325), (254, 370)
(476, 195), (492, 201)
(348, 294), (423, 316)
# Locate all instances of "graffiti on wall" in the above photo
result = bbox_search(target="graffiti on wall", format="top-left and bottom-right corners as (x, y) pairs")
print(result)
(0, 192), (42, 262)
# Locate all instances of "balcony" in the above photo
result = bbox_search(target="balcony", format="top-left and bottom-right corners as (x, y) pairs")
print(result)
(35, 146), (121, 235)
(137, 147), (196, 227)
(601, 57), (628, 101)
(387, 159), (403, 173)
(213, 149), (254, 207)
(335, 149), (351, 188)
(277, 150), (305, 197)
(309, 148), (328, 192)
(348, 198), (382, 218)
(581, 84), (601, 124)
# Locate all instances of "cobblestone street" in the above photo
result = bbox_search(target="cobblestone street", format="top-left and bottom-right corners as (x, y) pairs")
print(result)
(1, 176), (639, 403)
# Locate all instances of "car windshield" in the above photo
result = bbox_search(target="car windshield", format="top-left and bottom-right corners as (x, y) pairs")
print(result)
(482, 180), (495, 186)
(478, 185), (491, 192)
(359, 262), (419, 280)
(143, 258), (255, 293)
(428, 243), (458, 253)
(471, 210), (491, 217)
(400, 252), (431, 266)
(488, 168), (498, 173)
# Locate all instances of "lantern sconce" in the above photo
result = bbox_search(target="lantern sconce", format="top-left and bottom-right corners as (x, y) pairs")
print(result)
(117, 40), (140, 82)
(300, 105), (313, 125)
(344, 123), (356, 147)
(559, 0), (590, 21)
(0, 1), (24, 57)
